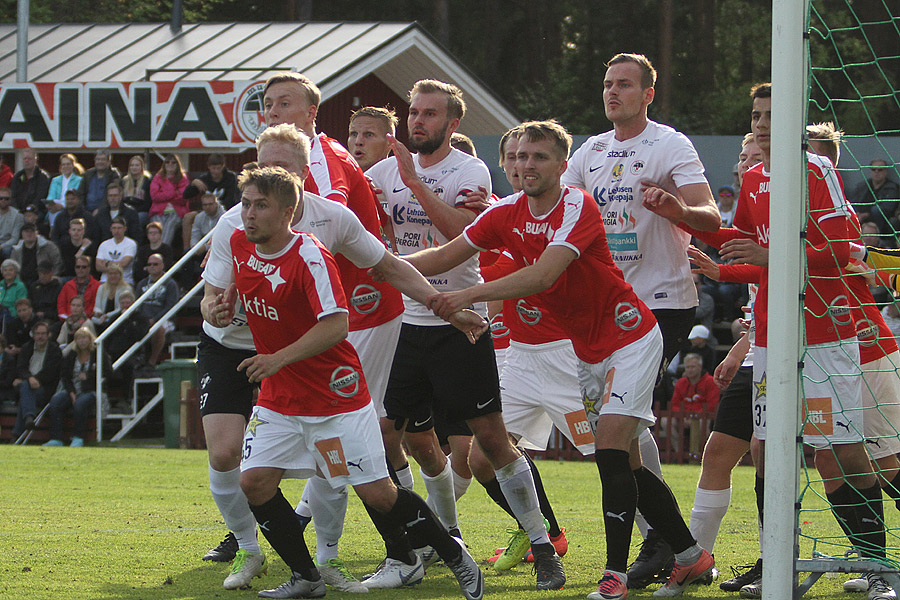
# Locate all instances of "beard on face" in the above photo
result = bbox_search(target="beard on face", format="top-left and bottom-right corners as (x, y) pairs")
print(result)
(409, 123), (449, 155)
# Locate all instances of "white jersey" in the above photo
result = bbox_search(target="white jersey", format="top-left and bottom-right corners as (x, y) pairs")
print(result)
(367, 148), (491, 325)
(561, 120), (708, 310)
(202, 191), (387, 350)
(97, 236), (138, 285)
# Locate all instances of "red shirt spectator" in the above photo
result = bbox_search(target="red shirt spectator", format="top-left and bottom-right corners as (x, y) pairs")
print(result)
(671, 353), (720, 412)
(58, 257), (100, 320)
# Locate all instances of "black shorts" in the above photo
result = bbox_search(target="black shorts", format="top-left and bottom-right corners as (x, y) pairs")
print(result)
(197, 331), (257, 419)
(651, 307), (697, 364)
(434, 411), (472, 446)
(384, 323), (501, 429)
(712, 365), (754, 442)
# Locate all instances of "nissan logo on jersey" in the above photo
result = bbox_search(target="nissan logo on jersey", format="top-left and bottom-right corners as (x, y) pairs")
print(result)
(490, 313), (509, 339)
(614, 302), (642, 331)
(516, 299), (542, 325)
(856, 318), (879, 347)
(350, 284), (381, 315)
(329, 366), (361, 398)
(828, 295), (852, 326)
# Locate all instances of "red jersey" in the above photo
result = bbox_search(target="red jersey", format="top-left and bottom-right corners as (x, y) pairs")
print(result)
(306, 133), (403, 331)
(464, 186), (656, 363)
(230, 230), (370, 417)
(671, 373), (720, 412)
(733, 155), (854, 347)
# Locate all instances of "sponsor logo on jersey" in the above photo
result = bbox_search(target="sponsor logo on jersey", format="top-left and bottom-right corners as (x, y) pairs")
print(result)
(516, 299), (542, 325)
(611, 163), (624, 181)
(329, 366), (361, 398)
(241, 293), (280, 321)
(630, 160), (645, 175)
(803, 396), (834, 436)
(607, 149), (635, 158)
(756, 223), (769, 246)
(433, 186), (444, 196)
(618, 208), (636, 228)
(606, 233), (638, 252)
(757, 181), (769, 195)
(490, 312), (509, 339)
(314, 437), (350, 477)
(525, 221), (550, 236)
(593, 186), (607, 207)
(856, 318), (879, 347)
(350, 284), (382, 315)
(591, 141), (609, 152)
(614, 302), (642, 331)
(393, 203), (432, 227)
(247, 254), (276, 275)
(565, 409), (594, 445)
(828, 295), (853, 326)
(512, 227), (525, 241)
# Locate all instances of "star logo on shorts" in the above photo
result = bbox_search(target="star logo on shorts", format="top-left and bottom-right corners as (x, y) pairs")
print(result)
(266, 266), (286, 292)
(582, 393), (598, 417)
(755, 374), (766, 399)
(246, 412), (268, 436)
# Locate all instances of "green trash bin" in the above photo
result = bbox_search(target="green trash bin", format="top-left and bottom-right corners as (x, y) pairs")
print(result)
(156, 359), (198, 448)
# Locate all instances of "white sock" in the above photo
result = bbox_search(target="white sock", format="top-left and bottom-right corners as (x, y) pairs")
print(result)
(395, 463), (415, 491)
(635, 430), (663, 539)
(496, 455), (550, 546)
(452, 467), (472, 501)
(421, 459), (458, 531)
(305, 475), (349, 564)
(295, 480), (312, 519)
(209, 465), (259, 553)
(674, 543), (703, 564)
(689, 487), (732, 554)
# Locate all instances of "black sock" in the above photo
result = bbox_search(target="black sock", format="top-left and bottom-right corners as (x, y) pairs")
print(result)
(595, 449), (636, 572)
(248, 488), (319, 581)
(881, 471), (900, 512)
(481, 476), (521, 526)
(387, 459), (400, 486)
(523, 452), (561, 537)
(827, 482), (886, 560)
(390, 487), (461, 562)
(362, 500), (416, 564)
(633, 466), (695, 554)
(755, 474), (765, 527)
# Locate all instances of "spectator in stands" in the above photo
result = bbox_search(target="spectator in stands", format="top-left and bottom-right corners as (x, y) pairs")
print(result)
(95, 182), (141, 243)
(11, 149), (51, 212)
(78, 150), (120, 213)
(51, 190), (100, 246)
(6, 298), (36, 355)
(0, 187), (23, 259)
(670, 353), (720, 412)
(184, 153), (240, 209)
(861, 220), (885, 248)
(149, 155), (189, 247)
(0, 155), (12, 189)
(189, 193), (224, 249)
(42, 326), (109, 447)
(686, 324), (716, 375)
(23, 204), (49, 239)
(716, 185), (737, 227)
(58, 218), (97, 281)
(693, 273), (715, 332)
(11, 223), (62, 287)
(0, 258), (28, 331)
(29, 262), (61, 324)
(132, 221), (173, 283)
(57, 295), (96, 351)
(135, 254), (178, 369)
(0, 334), (17, 406)
(106, 289), (148, 387)
(96, 217), (137, 286)
(121, 155), (152, 226)
(851, 159), (900, 234)
(58, 256), (100, 320)
(92, 264), (133, 333)
(45, 154), (84, 229)
(11, 320), (61, 437)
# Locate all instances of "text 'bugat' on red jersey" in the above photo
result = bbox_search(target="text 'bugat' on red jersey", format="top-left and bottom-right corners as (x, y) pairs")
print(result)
(230, 229), (370, 417)
(306, 133), (403, 332)
(732, 155), (855, 347)
(464, 186), (656, 363)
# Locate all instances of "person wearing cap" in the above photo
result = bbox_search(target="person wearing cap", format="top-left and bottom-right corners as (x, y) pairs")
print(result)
(29, 261), (62, 323)
(685, 324), (715, 377)
(716, 185), (737, 228)
(10, 222), (62, 287)
(22, 204), (49, 239)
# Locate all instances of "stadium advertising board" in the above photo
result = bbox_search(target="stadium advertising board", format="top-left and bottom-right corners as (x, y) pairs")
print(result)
(0, 81), (267, 149)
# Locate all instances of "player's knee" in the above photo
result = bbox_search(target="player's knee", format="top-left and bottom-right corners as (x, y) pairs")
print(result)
(240, 471), (275, 505)
(355, 479), (396, 513)
(207, 443), (242, 471)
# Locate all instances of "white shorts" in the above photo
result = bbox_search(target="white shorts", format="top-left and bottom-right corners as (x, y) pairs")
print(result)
(578, 326), (663, 437)
(501, 339), (594, 455)
(861, 351), (900, 460)
(495, 346), (508, 380)
(241, 403), (389, 488)
(348, 315), (403, 418)
(753, 342), (864, 447)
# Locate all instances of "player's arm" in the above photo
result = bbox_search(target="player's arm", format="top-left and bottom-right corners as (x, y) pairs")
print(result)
(388, 134), (475, 239)
(642, 182), (720, 232)
(238, 312), (349, 383)
(200, 281), (236, 328)
(713, 331), (750, 390)
(403, 235), (480, 277)
(427, 245), (576, 320)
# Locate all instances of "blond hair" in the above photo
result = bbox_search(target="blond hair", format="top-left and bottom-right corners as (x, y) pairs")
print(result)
(237, 167), (301, 212)
(518, 120), (573, 161)
(256, 124), (311, 171)
(409, 79), (466, 121)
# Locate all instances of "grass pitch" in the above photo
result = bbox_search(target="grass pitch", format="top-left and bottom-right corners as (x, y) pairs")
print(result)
(0, 445), (884, 599)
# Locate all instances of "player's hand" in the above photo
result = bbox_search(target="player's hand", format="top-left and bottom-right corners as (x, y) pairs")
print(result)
(641, 181), (687, 223)
(387, 134), (420, 189)
(461, 186), (491, 213)
(447, 309), (489, 344)
(209, 283), (238, 327)
(200, 247), (212, 269)
(427, 290), (473, 321)
(713, 355), (740, 390)
(687, 245), (721, 280)
(237, 353), (285, 383)
(720, 238), (769, 266)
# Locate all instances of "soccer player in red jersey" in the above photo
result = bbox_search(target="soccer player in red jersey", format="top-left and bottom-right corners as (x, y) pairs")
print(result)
(405, 120), (714, 599)
(208, 166), (484, 600)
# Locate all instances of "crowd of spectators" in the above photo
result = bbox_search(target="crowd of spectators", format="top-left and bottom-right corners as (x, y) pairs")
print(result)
(0, 148), (235, 443)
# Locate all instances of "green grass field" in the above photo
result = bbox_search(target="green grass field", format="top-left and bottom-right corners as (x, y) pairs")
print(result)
(0, 445), (890, 599)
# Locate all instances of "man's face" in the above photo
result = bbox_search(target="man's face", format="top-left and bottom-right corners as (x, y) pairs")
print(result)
(22, 151), (36, 171)
(871, 162), (889, 186)
(264, 82), (316, 130)
(407, 92), (454, 155)
(74, 260), (91, 280)
(257, 142), (307, 180)
(0, 191), (10, 210)
(751, 96), (772, 155)
(66, 193), (81, 211)
(502, 136), (522, 192)
(862, 223), (881, 247)
(348, 116), (391, 171)
(147, 227), (161, 244)
(201, 197), (219, 216)
(603, 62), (653, 124)
(516, 137), (566, 199)
(146, 257), (164, 279)
(69, 223), (84, 242)
(684, 357), (702, 380)
(94, 153), (109, 171)
(110, 223), (126, 241)
(38, 270), (52, 284)
(106, 187), (122, 209)
(208, 162), (225, 179)
(32, 325), (49, 348)
(17, 304), (32, 322)
(241, 184), (288, 246)
(21, 228), (36, 244)
(738, 141), (764, 183)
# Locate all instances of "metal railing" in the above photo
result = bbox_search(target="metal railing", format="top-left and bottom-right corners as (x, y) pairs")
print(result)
(94, 229), (213, 441)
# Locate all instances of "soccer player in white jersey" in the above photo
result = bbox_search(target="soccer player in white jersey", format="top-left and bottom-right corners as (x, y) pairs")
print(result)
(366, 80), (566, 591)
(560, 52), (720, 588)
(199, 125), (486, 592)
(207, 166), (485, 600)
(405, 120), (714, 600)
